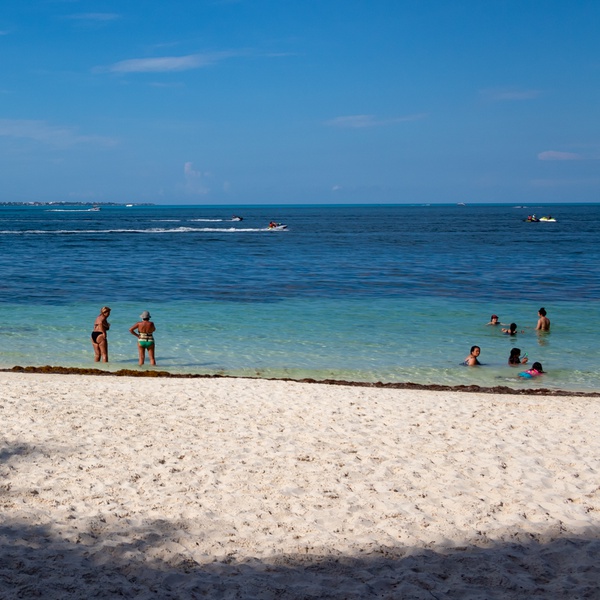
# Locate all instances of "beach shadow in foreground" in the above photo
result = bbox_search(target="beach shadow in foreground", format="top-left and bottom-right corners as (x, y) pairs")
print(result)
(0, 518), (598, 599)
(0, 443), (41, 464)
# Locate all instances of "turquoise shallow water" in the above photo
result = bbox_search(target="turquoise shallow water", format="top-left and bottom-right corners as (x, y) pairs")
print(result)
(1, 203), (599, 391)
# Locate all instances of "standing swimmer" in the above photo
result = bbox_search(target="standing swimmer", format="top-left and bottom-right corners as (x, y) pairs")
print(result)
(536, 307), (551, 331)
(129, 310), (156, 366)
(91, 306), (111, 362)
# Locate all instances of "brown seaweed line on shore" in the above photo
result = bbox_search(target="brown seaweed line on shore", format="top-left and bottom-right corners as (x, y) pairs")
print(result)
(2, 365), (599, 397)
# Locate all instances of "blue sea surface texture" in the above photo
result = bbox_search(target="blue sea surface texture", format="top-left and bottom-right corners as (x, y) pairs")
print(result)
(0, 203), (598, 392)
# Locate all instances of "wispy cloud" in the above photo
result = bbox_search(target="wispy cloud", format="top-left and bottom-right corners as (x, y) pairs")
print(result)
(325, 113), (426, 128)
(184, 162), (210, 195)
(538, 150), (583, 161)
(0, 119), (117, 147)
(480, 87), (542, 101)
(530, 177), (600, 188)
(64, 13), (121, 22)
(101, 51), (237, 74)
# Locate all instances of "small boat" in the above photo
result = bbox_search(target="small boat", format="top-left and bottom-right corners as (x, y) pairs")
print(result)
(126, 204), (133, 207)
(88, 206), (101, 212)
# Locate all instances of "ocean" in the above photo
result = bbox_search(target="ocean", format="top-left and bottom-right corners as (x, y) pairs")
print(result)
(1, 203), (599, 392)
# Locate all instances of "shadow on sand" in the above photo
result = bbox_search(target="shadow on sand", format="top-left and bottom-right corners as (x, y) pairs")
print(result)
(2, 428), (600, 599)
(1, 516), (599, 599)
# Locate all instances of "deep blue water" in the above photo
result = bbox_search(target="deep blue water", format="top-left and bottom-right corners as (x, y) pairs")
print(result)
(1, 203), (599, 391)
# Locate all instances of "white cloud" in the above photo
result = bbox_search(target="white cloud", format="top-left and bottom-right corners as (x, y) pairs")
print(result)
(184, 162), (210, 195)
(0, 119), (117, 147)
(538, 150), (583, 161)
(103, 52), (236, 74)
(326, 113), (426, 128)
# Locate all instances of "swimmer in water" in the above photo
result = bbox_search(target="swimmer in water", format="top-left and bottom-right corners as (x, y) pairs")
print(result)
(463, 345), (481, 366)
(519, 362), (544, 378)
(536, 307), (551, 331)
(508, 347), (528, 366)
(502, 323), (523, 335)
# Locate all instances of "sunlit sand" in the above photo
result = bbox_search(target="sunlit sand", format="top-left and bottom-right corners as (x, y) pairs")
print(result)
(1, 372), (599, 598)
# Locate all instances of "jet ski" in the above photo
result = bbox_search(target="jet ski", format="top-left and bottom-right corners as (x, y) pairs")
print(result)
(539, 216), (557, 222)
(231, 215), (243, 221)
(268, 222), (288, 231)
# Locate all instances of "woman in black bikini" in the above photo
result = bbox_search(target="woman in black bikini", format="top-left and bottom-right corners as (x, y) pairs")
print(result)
(91, 306), (111, 362)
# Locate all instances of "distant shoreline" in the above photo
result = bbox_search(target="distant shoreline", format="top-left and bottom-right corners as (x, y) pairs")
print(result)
(0, 201), (155, 206)
(2, 201), (599, 207)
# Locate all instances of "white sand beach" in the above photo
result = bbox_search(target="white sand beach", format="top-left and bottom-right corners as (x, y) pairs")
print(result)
(1, 372), (599, 599)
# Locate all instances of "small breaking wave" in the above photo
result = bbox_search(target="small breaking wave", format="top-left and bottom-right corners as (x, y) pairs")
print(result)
(45, 209), (95, 212)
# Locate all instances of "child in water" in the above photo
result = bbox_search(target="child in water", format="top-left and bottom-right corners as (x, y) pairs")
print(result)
(519, 362), (544, 378)
(508, 348), (528, 366)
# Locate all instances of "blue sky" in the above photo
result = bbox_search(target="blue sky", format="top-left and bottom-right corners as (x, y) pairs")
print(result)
(1, 1), (599, 204)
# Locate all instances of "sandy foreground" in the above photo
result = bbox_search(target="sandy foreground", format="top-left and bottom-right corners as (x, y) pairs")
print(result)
(1, 373), (599, 599)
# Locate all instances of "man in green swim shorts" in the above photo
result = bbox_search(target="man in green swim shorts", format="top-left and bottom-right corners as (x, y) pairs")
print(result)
(129, 310), (156, 366)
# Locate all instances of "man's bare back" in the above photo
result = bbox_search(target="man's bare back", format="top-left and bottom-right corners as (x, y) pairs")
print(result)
(536, 308), (550, 331)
